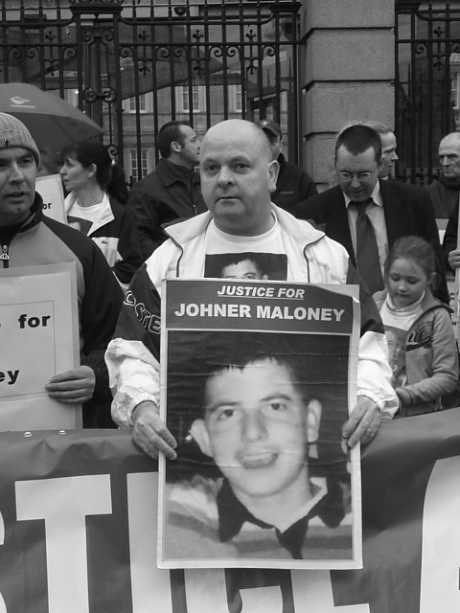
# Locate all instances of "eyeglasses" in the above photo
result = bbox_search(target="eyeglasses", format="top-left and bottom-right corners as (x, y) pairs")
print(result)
(337, 170), (374, 181)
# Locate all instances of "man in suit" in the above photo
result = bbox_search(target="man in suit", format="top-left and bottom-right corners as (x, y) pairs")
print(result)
(295, 124), (448, 302)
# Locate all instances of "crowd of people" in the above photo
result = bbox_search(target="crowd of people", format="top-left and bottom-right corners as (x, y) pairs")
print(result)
(1, 109), (460, 555)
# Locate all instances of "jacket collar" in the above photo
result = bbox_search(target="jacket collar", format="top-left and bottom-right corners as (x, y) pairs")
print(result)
(65, 192), (114, 236)
(165, 203), (325, 249)
(217, 477), (334, 559)
(158, 158), (198, 187)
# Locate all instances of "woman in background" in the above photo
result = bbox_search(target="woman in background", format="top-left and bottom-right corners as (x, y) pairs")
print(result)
(60, 141), (142, 288)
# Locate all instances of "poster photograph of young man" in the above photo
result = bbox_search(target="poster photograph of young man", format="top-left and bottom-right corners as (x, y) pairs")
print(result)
(159, 330), (359, 569)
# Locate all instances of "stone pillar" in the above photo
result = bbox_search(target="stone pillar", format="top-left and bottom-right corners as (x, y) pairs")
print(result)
(300, 1), (395, 189)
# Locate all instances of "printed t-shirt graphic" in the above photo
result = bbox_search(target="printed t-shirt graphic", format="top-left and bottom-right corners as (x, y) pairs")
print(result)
(204, 218), (287, 280)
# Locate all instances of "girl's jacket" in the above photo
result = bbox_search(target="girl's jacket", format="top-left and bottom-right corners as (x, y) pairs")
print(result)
(378, 290), (459, 415)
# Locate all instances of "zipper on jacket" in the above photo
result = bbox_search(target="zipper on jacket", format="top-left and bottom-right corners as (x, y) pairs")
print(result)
(0, 244), (9, 268)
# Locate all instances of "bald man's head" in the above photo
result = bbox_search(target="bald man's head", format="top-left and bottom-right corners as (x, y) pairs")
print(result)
(201, 119), (273, 161)
(439, 132), (460, 181)
(199, 119), (279, 236)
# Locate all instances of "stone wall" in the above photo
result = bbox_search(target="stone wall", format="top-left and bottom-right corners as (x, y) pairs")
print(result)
(300, 0), (395, 189)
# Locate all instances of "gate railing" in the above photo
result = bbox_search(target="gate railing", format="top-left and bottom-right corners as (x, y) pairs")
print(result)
(0, 0), (301, 184)
(395, 1), (460, 185)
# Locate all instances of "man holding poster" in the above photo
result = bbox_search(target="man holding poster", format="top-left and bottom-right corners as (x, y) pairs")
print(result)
(0, 112), (123, 427)
(106, 119), (398, 457)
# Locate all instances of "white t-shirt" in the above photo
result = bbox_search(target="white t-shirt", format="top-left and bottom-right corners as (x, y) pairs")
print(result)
(67, 198), (106, 235)
(204, 217), (288, 280)
(380, 292), (425, 387)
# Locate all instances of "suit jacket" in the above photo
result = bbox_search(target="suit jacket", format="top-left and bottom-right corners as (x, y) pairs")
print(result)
(295, 181), (448, 303)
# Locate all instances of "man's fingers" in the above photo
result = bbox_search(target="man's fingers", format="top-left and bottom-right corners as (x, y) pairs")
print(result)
(46, 379), (92, 392)
(133, 427), (177, 460)
(133, 412), (177, 460)
(342, 404), (366, 440)
(343, 398), (381, 448)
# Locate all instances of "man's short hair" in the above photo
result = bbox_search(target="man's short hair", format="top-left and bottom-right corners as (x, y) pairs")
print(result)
(258, 119), (282, 145)
(335, 124), (382, 163)
(156, 120), (191, 159)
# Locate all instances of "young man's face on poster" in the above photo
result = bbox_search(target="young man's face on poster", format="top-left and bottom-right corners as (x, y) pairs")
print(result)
(191, 358), (321, 502)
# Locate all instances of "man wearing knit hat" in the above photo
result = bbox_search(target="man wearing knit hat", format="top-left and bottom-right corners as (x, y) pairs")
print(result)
(0, 112), (123, 427)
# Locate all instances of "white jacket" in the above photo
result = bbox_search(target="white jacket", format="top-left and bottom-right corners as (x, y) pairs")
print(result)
(106, 205), (398, 428)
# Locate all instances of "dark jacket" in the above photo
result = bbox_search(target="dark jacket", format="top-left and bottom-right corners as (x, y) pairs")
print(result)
(442, 199), (460, 272)
(65, 193), (143, 285)
(295, 181), (449, 304)
(128, 158), (206, 259)
(428, 178), (460, 220)
(271, 154), (317, 213)
(0, 194), (124, 427)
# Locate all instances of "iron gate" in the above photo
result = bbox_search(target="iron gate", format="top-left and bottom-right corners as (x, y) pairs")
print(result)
(395, 1), (460, 184)
(0, 0), (301, 185)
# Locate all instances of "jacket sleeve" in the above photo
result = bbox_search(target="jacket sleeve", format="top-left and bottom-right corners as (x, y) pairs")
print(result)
(128, 185), (166, 260)
(113, 206), (144, 285)
(417, 188), (449, 304)
(442, 205), (458, 272)
(346, 263), (399, 416)
(105, 260), (163, 429)
(294, 193), (325, 225)
(80, 243), (124, 400)
(396, 309), (459, 407)
(298, 171), (318, 201)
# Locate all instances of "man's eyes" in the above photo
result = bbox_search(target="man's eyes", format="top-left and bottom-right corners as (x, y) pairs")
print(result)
(265, 401), (288, 412)
(214, 406), (237, 421)
(203, 163), (218, 173)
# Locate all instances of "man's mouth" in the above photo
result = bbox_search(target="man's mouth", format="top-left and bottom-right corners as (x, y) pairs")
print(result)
(6, 192), (27, 200)
(238, 451), (278, 469)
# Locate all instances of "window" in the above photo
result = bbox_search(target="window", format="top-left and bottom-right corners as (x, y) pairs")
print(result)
(123, 94), (147, 114)
(450, 53), (460, 111)
(175, 85), (205, 113)
(129, 148), (151, 181)
(230, 84), (243, 112)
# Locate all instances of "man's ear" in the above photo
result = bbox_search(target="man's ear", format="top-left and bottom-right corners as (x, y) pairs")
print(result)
(88, 162), (97, 179)
(189, 418), (213, 457)
(306, 399), (322, 444)
(170, 140), (182, 154)
(268, 159), (279, 192)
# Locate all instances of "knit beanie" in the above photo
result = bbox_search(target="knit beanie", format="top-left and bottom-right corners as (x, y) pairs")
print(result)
(0, 112), (40, 165)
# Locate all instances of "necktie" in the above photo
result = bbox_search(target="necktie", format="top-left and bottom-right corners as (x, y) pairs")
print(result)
(351, 199), (384, 294)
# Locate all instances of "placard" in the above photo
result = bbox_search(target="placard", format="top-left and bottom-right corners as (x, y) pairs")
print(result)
(36, 173), (66, 223)
(158, 279), (361, 570)
(0, 263), (80, 429)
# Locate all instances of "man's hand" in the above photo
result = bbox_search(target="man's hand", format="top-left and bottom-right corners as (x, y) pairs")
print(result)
(342, 395), (382, 449)
(46, 366), (96, 403)
(132, 401), (177, 460)
(448, 249), (460, 269)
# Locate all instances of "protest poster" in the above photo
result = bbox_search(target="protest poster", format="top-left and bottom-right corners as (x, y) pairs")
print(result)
(0, 263), (80, 430)
(157, 278), (362, 570)
(36, 174), (66, 224)
(0, 411), (460, 613)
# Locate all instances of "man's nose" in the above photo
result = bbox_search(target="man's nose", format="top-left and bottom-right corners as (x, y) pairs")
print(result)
(440, 156), (449, 166)
(242, 410), (267, 441)
(217, 166), (234, 185)
(392, 151), (399, 161)
(350, 174), (361, 188)
(9, 163), (25, 182)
